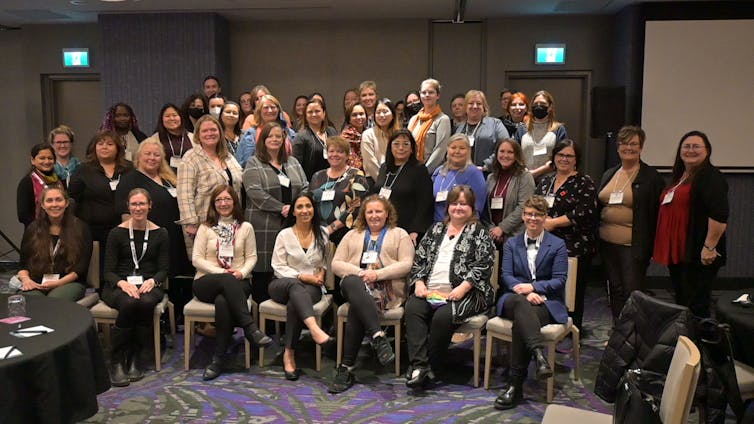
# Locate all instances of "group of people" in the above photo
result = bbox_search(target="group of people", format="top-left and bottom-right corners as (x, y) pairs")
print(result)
(14, 75), (728, 410)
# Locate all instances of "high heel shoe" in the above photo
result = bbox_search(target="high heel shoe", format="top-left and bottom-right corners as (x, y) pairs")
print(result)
(284, 368), (302, 381)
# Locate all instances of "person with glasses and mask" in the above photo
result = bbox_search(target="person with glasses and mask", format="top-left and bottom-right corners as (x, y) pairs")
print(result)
(493, 195), (568, 410)
(534, 139), (597, 334)
(515, 90), (568, 182)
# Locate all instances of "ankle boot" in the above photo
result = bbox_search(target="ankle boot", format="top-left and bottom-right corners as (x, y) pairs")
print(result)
(533, 347), (553, 380)
(203, 355), (224, 381)
(109, 326), (131, 387)
(244, 324), (272, 348)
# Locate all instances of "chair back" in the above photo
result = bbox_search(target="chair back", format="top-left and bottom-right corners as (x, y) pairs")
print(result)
(325, 242), (335, 290)
(564, 257), (578, 312)
(660, 335), (702, 424)
(491, 250), (500, 292)
(87, 241), (100, 289)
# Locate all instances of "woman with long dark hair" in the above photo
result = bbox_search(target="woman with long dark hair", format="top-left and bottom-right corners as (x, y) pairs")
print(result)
(145, 103), (194, 172)
(361, 98), (400, 182)
(292, 98), (339, 181)
(17, 143), (65, 227)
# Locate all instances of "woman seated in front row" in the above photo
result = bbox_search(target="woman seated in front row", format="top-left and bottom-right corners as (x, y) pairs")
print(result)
(268, 192), (334, 381)
(404, 185), (495, 391)
(493, 195), (568, 410)
(191, 185), (272, 381)
(17, 186), (92, 301)
(103, 188), (168, 387)
(328, 195), (415, 394)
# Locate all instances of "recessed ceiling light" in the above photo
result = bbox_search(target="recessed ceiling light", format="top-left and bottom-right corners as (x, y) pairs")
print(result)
(70, 0), (87, 5)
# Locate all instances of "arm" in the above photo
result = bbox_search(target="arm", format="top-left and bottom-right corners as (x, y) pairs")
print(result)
(374, 229), (415, 281)
(102, 229), (124, 290)
(532, 239), (568, 295)
(176, 154), (199, 225)
(16, 176), (35, 226)
(409, 166), (434, 236)
(331, 231), (363, 278)
(291, 130), (308, 167)
(67, 223), (92, 284)
(270, 231), (300, 279)
(360, 130), (380, 180)
(469, 169), (487, 219)
(459, 225), (494, 288)
(701, 219), (727, 264)
(335, 170), (369, 226)
(243, 160), (285, 213)
(501, 238), (524, 290)
(238, 223), (258, 278)
(191, 225), (227, 275)
(425, 116), (452, 173)
(483, 119), (510, 171)
(235, 128), (255, 168)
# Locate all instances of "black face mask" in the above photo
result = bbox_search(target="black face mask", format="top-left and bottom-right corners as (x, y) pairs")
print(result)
(188, 108), (204, 119)
(532, 104), (549, 120)
(405, 102), (422, 118)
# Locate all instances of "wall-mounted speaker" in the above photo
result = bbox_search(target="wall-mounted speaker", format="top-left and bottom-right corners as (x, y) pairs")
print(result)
(591, 86), (625, 138)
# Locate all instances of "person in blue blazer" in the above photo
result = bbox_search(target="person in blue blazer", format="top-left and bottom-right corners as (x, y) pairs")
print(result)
(493, 194), (568, 410)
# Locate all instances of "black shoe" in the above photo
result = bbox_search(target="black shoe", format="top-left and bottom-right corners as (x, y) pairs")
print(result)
(328, 365), (354, 394)
(406, 367), (429, 389)
(284, 368), (302, 381)
(533, 348), (553, 380)
(203, 356), (223, 381)
(126, 353), (144, 382)
(110, 362), (130, 387)
(493, 382), (523, 410)
(371, 334), (395, 366)
(247, 329), (273, 348)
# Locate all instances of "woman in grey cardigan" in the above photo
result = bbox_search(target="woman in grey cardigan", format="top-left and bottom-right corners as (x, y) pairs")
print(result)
(454, 90), (510, 171)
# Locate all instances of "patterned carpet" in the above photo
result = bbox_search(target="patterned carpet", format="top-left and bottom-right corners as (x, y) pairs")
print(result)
(83, 287), (618, 423)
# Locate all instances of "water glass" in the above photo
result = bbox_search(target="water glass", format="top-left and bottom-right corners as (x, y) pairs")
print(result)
(7, 295), (26, 317)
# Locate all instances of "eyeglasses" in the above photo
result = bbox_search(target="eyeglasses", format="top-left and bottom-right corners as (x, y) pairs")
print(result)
(617, 141), (641, 148)
(555, 153), (576, 159)
(681, 144), (705, 151)
(214, 197), (233, 204)
(523, 212), (545, 218)
(129, 202), (148, 208)
(53, 141), (72, 145)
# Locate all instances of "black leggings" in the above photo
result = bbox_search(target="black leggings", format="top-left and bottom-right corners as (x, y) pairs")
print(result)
(105, 287), (164, 328)
(268, 277), (322, 349)
(405, 295), (459, 370)
(193, 273), (253, 356)
(668, 262), (718, 318)
(501, 294), (554, 379)
(340, 275), (382, 366)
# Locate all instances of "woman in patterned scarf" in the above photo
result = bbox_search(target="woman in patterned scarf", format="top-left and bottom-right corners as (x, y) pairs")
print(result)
(408, 78), (452, 175)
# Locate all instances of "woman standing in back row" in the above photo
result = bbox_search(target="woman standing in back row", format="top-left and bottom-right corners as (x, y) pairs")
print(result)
(408, 79), (451, 174)
(516, 90), (568, 182)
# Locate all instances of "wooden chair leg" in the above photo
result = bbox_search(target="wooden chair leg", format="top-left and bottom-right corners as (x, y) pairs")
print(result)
(315, 315), (322, 371)
(184, 317), (192, 371)
(472, 329), (481, 387)
(336, 314), (345, 367)
(153, 313), (161, 371)
(572, 327), (581, 380)
(258, 314), (267, 367)
(484, 332), (494, 389)
(394, 322), (401, 376)
(244, 338), (251, 369)
(547, 342), (556, 403)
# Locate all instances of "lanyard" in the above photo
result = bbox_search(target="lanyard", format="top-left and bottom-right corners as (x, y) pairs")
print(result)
(129, 220), (150, 271)
(612, 167), (639, 193)
(50, 238), (60, 272)
(667, 176), (687, 194)
(168, 133), (185, 157)
(463, 122), (481, 138)
(383, 165), (405, 189)
(436, 169), (459, 192)
(326, 167), (351, 186)
(363, 227), (388, 254)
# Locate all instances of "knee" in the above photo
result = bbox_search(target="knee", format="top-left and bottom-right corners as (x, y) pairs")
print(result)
(340, 276), (362, 295)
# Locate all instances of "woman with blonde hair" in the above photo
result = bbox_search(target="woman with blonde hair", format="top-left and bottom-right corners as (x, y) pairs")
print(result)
(408, 78), (451, 174)
(236, 94), (295, 167)
(431, 134), (486, 222)
(49, 125), (81, 185)
(454, 90), (509, 171)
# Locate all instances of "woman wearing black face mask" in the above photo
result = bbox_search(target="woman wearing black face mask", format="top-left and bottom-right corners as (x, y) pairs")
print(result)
(181, 93), (209, 133)
(514, 90), (567, 182)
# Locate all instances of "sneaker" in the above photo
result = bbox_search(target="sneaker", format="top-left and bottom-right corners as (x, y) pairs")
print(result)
(328, 365), (354, 394)
(371, 334), (395, 366)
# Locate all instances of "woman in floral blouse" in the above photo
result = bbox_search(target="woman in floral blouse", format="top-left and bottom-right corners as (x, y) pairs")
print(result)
(535, 139), (597, 330)
(309, 136), (369, 245)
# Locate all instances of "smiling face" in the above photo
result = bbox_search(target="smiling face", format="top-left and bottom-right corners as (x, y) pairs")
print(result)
(259, 99), (280, 124)
(420, 82), (439, 108)
(344, 91), (359, 111)
(446, 139), (469, 168)
(360, 88), (377, 110)
(221, 104), (240, 128)
(554, 145), (577, 174)
(293, 195), (314, 225)
(213, 190), (235, 218)
(363, 199), (387, 232)
(294, 97), (308, 117)
(509, 97), (527, 122)
(162, 107), (182, 133)
(391, 134), (412, 165)
(349, 105), (367, 129)
(306, 102), (324, 128)
(51, 134), (72, 159)
(465, 94), (485, 123)
(326, 144), (347, 169)
(264, 126), (284, 154)
(374, 103), (393, 129)
(618, 134), (643, 164)
(680, 135), (708, 169)
(41, 188), (68, 220)
(203, 78), (219, 97)
(138, 142), (163, 175)
(96, 136), (118, 162)
(451, 97), (466, 121)
(128, 192), (151, 222)
(522, 206), (546, 235)
(114, 105), (133, 132)
(497, 140), (516, 170)
(447, 192), (473, 223)
(239, 93), (253, 115)
(198, 119), (221, 150)
(31, 147), (56, 173)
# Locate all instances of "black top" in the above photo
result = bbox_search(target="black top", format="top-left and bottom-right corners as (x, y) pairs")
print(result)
(103, 226), (169, 295)
(114, 170), (192, 276)
(372, 162), (433, 236)
(69, 162), (133, 230)
(19, 218), (93, 284)
(16, 174), (36, 227)
(536, 173), (598, 257)
(686, 164), (728, 266)
(292, 126), (339, 181)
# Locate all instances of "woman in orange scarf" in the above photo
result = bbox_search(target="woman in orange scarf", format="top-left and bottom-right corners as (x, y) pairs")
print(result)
(408, 79), (452, 174)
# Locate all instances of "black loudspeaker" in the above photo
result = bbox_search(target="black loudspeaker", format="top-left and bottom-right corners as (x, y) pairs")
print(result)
(591, 86), (625, 138)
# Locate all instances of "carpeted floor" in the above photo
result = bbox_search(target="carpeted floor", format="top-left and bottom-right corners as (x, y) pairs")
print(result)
(81, 287), (745, 423)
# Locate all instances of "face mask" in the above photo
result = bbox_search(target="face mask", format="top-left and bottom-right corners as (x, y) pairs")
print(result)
(209, 107), (222, 118)
(532, 104), (549, 120)
(405, 102), (422, 118)
(188, 108), (204, 119)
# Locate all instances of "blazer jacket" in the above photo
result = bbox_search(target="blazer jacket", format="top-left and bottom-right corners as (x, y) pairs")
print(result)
(484, 170), (535, 237)
(497, 231), (568, 324)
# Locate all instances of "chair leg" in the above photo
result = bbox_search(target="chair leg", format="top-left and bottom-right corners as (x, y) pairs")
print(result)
(153, 314), (161, 371)
(546, 342), (556, 403)
(484, 332), (494, 389)
(472, 329), (481, 387)
(184, 317), (192, 371)
(572, 327), (581, 381)
(394, 322), (401, 377)
(315, 315), (322, 371)
(336, 314), (345, 367)
(244, 338), (251, 369)
(168, 302), (176, 340)
(258, 314), (267, 367)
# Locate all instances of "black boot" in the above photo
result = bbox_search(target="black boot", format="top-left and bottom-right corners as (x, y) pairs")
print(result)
(533, 347), (553, 380)
(127, 326), (151, 382)
(109, 326), (131, 387)
(494, 376), (524, 410)
(203, 355), (224, 381)
(243, 324), (272, 348)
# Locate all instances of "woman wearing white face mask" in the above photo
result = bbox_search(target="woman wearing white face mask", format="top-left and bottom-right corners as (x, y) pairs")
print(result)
(207, 94), (225, 120)
(454, 90), (510, 171)
(515, 90), (568, 182)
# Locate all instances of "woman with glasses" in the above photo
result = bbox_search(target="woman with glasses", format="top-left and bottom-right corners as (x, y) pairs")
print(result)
(515, 90), (568, 182)
(292, 98), (339, 181)
(408, 79), (451, 174)
(534, 139), (597, 331)
(431, 134), (486, 223)
(372, 130), (433, 246)
(454, 90), (509, 171)
(236, 94), (295, 168)
(653, 131), (728, 318)
(361, 99), (399, 183)
(49, 125), (81, 185)
(598, 126), (664, 321)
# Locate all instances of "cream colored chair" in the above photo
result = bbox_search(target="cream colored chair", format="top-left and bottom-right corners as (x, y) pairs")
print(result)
(542, 335), (702, 424)
(735, 360), (754, 402)
(90, 277), (176, 371)
(77, 241), (101, 308)
(336, 304), (403, 376)
(183, 295), (258, 371)
(483, 257), (580, 402)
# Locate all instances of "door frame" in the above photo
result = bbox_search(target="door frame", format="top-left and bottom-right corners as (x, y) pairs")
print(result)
(40, 73), (100, 138)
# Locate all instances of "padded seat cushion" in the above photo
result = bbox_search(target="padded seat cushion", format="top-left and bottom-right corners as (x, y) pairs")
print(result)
(735, 361), (754, 394)
(457, 314), (489, 331)
(337, 303), (404, 320)
(486, 316), (572, 340)
(260, 294), (332, 318)
(542, 404), (611, 423)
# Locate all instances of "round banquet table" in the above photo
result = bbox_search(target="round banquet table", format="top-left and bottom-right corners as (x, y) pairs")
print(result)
(715, 291), (754, 367)
(0, 294), (110, 424)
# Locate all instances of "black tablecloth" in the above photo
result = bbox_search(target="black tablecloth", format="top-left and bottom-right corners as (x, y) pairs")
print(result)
(716, 291), (754, 368)
(0, 294), (110, 424)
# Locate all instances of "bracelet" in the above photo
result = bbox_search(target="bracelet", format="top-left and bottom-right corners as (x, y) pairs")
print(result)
(703, 244), (716, 252)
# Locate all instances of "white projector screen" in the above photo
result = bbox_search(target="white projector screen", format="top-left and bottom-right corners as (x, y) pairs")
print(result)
(641, 20), (754, 170)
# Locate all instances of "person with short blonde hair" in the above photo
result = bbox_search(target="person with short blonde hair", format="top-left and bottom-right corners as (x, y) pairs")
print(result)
(454, 90), (510, 170)
(431, 134), (486, 222)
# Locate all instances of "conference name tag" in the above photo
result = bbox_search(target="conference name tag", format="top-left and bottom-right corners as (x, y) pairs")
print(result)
(278, 174), (291, 188)
(662, 191), (674, 205)
(379, 187), (392, 199)
(167, 187), (178, 198)
(533, 144), (548, 156)
(545, 194), (555, 208)
(170, 156), (183, 168)
(321, 189), (335, 201)
(109, 180), (119, 191)
(490, 197), (504, 210)
(219, 244), (234, 258)
(361, 251), (378, 265)
(41, 274), (60, 285)
(467, 136), (475, 147)
(608, 192), (624, 205)
(127, 275), (144, 286)
(435, 190), (448, 202)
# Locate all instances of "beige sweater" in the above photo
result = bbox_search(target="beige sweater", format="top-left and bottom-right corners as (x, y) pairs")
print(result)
(192, 220), (257, 279)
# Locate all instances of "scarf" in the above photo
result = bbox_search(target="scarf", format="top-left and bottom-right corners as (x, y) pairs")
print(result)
(409, 105), (442, 161)
(212, 219), (237, 269)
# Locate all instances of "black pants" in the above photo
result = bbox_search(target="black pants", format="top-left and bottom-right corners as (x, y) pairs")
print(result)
(251, 271), (274, 305)
(193, 274), (253, 356)
(268, 277), (322, 349)
(501, 294), (554, 379)
(340, 275), (382, 366)
(668, 262), (718, 318)
(572, 254), (592, 329)
(601, 242), (649, 320)
(405, 295), (459, 370)
(105, 287), (164, 328)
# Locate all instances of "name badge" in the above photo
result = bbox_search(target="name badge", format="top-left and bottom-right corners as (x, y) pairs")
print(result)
(662, 191), (674, 205)
(379, 187), (392, 199)
(127, 275), (144, 286)
(321, 189), (336, 201)
(167, 187), (178, 198)
(490, 197), (504, 210)
(608, 191), (624, 205)
(322, 148), (328, 160)
(278, 174), (291, 188)
(545, 194), (555, 208)
(109, 180), (119, 191)
(435, 190), (448, 202)
(125, 151), (133, 162)
(361, 251), (378, 265)
(42, 273), (60, 285)
(170, 156), (183, 168)
(219, 244), (234, 258)
(533, 144), (548, 156)
(467, 135), (475, 147)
